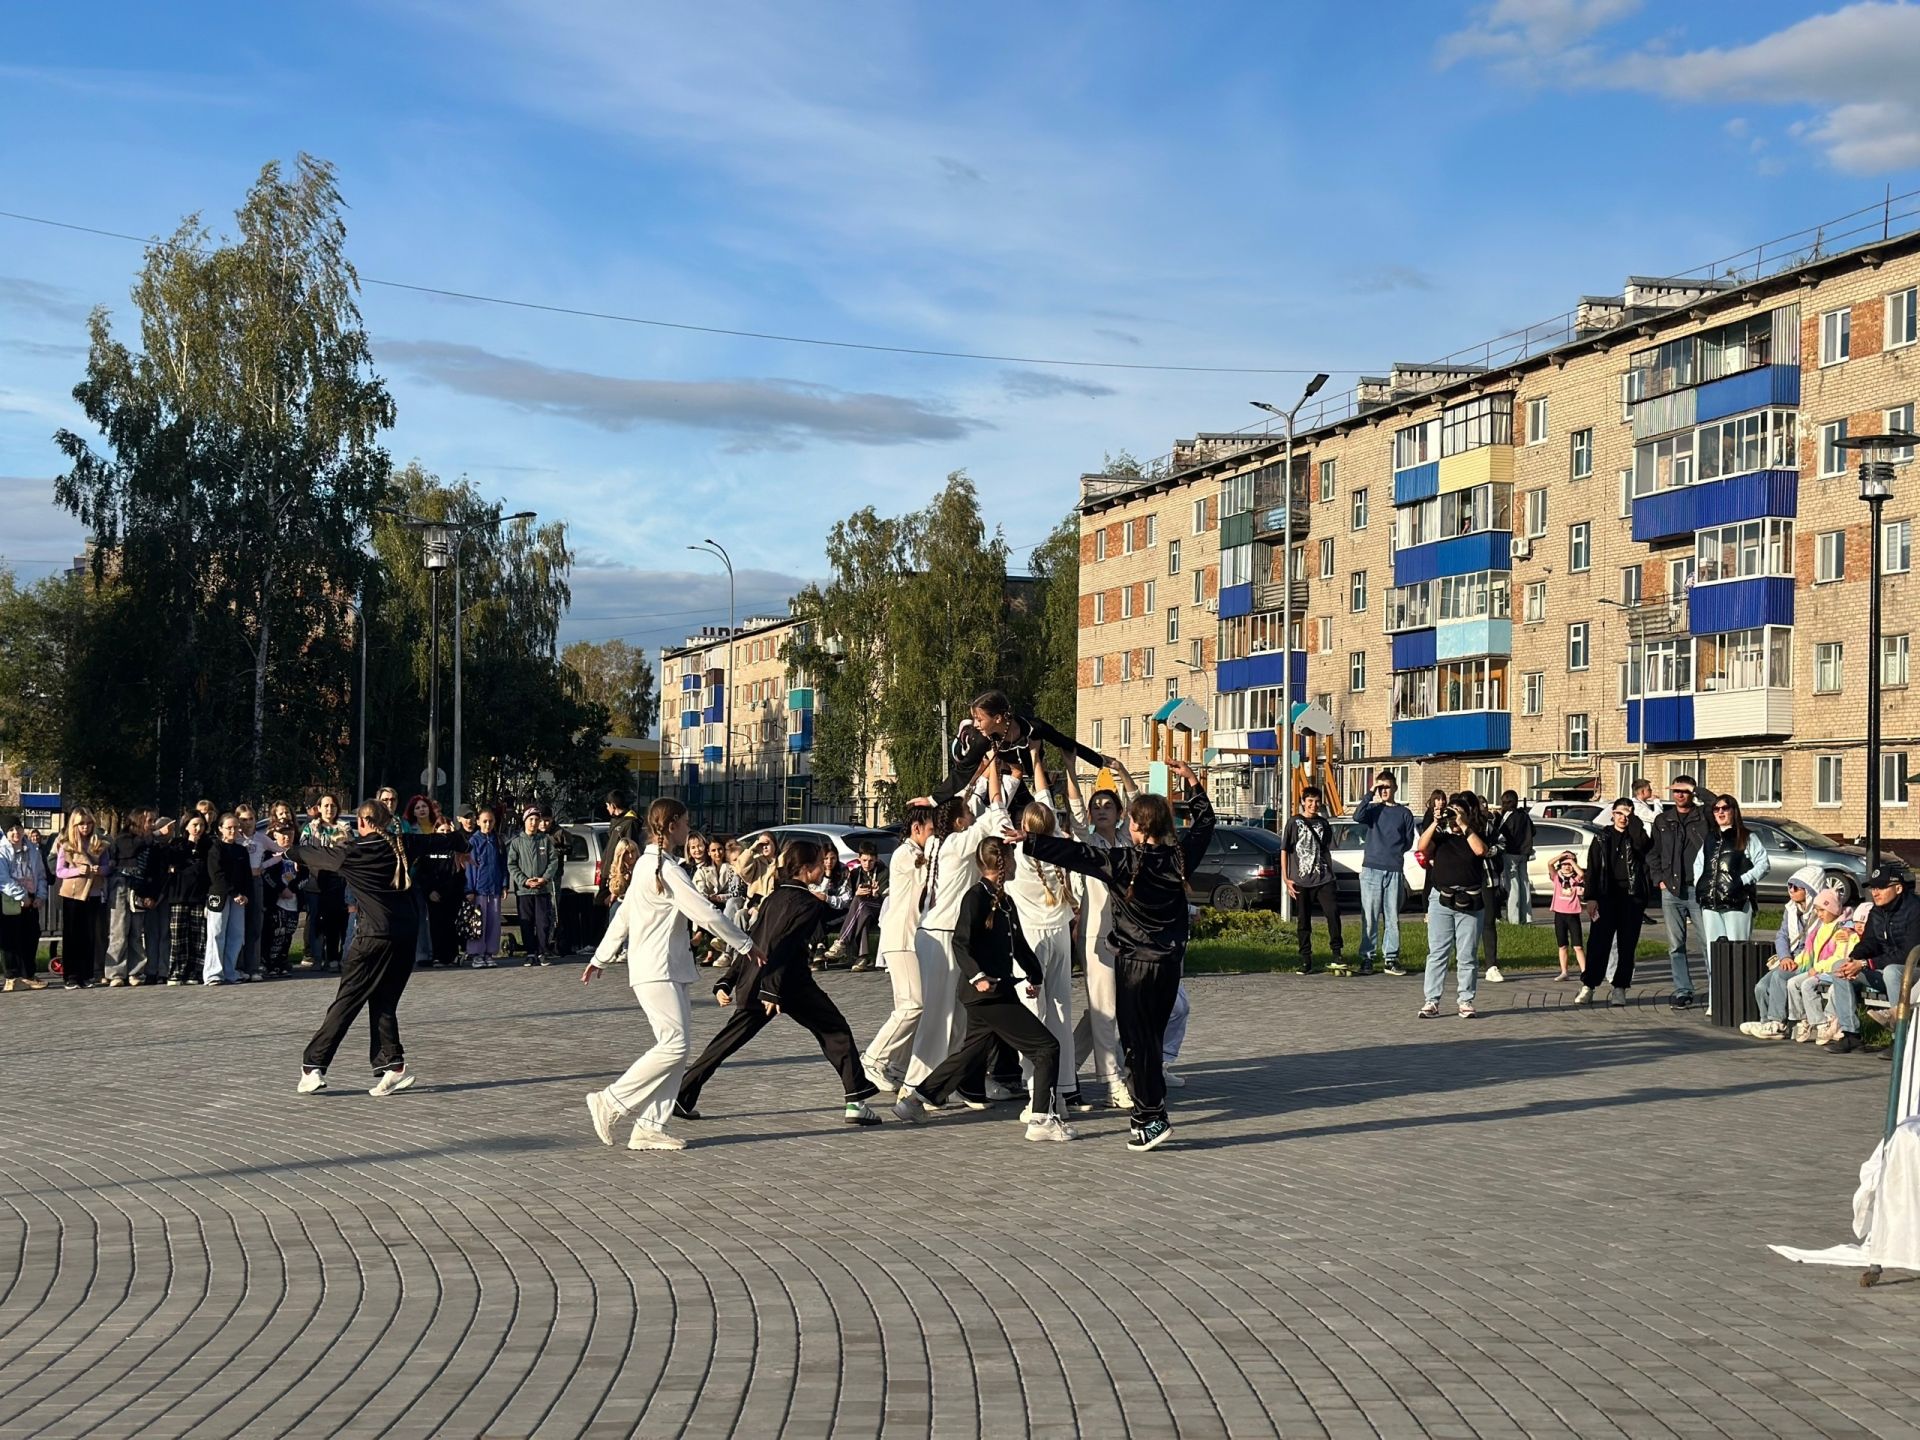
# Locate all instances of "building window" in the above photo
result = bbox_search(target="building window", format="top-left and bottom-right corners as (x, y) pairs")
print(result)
(1525, 397), (1549, 445)
(1349, 650), (1367, 691)
(1121, 650), (1133, 681)
(1621, 565), (1643, 606)
(1888, 404), (1915, 462)
(1885, 751), (1911, 806)
(1523, 488), (1547, 538)
(1316, 616), (1332, 650)
(1566, 713), (1591, 759)
(1440, 393), (1514, 457)
(1739, 756), (1783, 808)
(1569, 522), (1592, 573)
(1168, 538), (1181, 574)
(1817, 755), (1843, 807)
(1350, 571), (1368, 613)
(1821, 306), (1851, 365)
(1095, 529), (1108, 561)
(1190, 638), (1203, 669)
(1351, 488), (1369, 531)
(1146, 514), (1158, 547)
(1570, 427), (1593, 480)
(1192, 569), (1204, 605)
(1167, 607), (1180, 644)
(1891, 288), (1918, 350)
(1815, 642), (1844, 693)
(1144, 579), (1157, 612)
(1144, 647), (1156, 679)
(1092, 656), (1105, 686)
(1618, 467), (1634, 518)
(1470, 766), (1502, 801)
(1319, 458), (1337, 501)
(1394, 418), (1438, 469)
(1820, 419), (1849, 477)
(1091, 720), (1102, 750)
(1816, 530), (1846, 583)
(1694, 517), (1793, 584)
(1094, 592), (1107, 624)
(1523, 581), (1546, 624)
(1525, 762), (1546, 796)
(1522, 671), (1544, 715)
(1122, 587), (1135, 620)
(1568, 621), (1590, 671)
(1696, 626), (1792, 692)
(1884, 633), (1910, 688)
(1119, 716), (1132, 749)
(1669, 555), (1697, 597)
(1884, 520), (1912, 576)
(1124, 522), (1137, 556)
(1166, 678), (1179, 701)
(1319, 537), (1334, 579)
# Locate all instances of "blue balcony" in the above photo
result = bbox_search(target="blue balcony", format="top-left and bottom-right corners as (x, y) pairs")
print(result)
(1626, 696), (1695, 745)
(1218, 582), (1253, 620)
(788, 710), (815, 753)
(1632, 469), (1797, 543)
(703, 702), (725, 724)
(1393, 462), (1439, 506)
(1435, 617), (1512, 660)
(681, 673), (700, 692)
(1392, 628), (1437, 672)
(702, 745), (724, 764)
(680, 709), (701, 730)
(1391, 711), (1511, 757)
(1393, 530), (1510, 585)
(1694, 364), (1800, 423)
(1688, 576), (1794, 634)
(1248, 728), (1277, 769)
(1216, 651), (1308, 700)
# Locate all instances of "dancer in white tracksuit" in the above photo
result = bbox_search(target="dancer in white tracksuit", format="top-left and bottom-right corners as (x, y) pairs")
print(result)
(902, 754), (1008, 1095)
(861, 805), (937, 1092)
(1064, 759), (1137, 1109)
(583, 798), (758, 1152)
(1006, 768), (1082, 1116)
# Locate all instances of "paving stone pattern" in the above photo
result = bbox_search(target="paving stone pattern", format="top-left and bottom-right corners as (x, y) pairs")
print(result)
(0, 962), (1913, 1439)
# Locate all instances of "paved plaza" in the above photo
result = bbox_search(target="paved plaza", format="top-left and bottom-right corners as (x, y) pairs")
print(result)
(0, 962), (1913, 1439)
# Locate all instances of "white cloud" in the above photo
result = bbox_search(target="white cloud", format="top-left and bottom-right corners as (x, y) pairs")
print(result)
(1444, 1), (1920, 175)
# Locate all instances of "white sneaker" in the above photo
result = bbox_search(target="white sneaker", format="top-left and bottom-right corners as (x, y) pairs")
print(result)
(1162, 1068), (1186, 1089)
(1025, 1115), (1075, 1142)
(297, 1068), (327, 1095)
(627, 1124), (686, 1151)
(1485, 966), (1507, 984)
(369, 1067), (416, 1097)
(1574, 985), (1594, 1005)
(892, 1090), (930, 1124)
(984, 1079), (1019, 1102)
(843, 1101), (883, 1127)
(586, 1090), (619, 1145)
(1738, 1020), (1769, 1038)
(1108, 1080), (1135, 1110)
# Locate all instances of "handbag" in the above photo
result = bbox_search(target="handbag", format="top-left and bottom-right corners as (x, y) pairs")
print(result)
(1437, 885), (1484, 914)
(458, 897), (485, 940)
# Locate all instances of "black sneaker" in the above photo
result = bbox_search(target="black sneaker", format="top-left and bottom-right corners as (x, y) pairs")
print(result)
(1299, 961), (1315, 975)
(1126, 1118), (1173, 1152)
(1383, 962), (1406, 977)
(1670, 993), (1694, 1011)
(1357, 963), (1374, 976)
(672, 1100), (701, 1121)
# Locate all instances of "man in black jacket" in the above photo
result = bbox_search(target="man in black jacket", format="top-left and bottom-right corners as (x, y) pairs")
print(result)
(1824, 863), (1920, 1051)
(597, 789), (637, 909)
(1650, 774), (1715, 1009)
(894, 838), (1072, 1141)
(293, 801), (466, 1097)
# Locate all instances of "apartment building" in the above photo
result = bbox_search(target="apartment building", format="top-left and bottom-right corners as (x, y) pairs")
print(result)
(1081, 221), (1920, 841)
(1076, 469), (1222, 797)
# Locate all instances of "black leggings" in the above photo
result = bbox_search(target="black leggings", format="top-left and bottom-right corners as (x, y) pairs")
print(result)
(1553, 910), (1585, 949)
(917, 987), (1060, 1115)
(1581, 899), (1644, 989)
(678, 965), (876, 1107)
(1117, 952), (1184, 1125)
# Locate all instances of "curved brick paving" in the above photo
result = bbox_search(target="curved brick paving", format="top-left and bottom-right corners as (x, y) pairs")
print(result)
(0, 966), (1912, 1438)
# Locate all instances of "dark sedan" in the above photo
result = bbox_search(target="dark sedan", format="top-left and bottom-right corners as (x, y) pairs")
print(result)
(1185, 825), (1286, 911)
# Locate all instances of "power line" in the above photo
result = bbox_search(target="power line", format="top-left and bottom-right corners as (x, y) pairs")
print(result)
(0, 207), (1372, 377)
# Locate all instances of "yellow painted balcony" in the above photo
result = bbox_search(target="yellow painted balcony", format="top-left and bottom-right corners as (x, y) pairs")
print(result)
(1437, 444), (1513, 495)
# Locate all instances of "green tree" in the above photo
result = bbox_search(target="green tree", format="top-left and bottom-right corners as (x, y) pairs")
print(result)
(561, 638), (658, 738)
(52, 154), (393, 803)
(787, 509), (906, 821)
(1024, 510), (1082, 733)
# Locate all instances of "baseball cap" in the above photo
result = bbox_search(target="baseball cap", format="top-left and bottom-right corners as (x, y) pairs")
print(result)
(1867, 863), (1910, 890)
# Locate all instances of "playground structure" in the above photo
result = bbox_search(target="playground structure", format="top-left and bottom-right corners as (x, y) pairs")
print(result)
(1198, 700), (1345, 817)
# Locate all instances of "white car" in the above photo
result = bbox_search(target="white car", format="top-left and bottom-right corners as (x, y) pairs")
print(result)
(736, 823), (902, 868)
(1327, 817), (1603, 910)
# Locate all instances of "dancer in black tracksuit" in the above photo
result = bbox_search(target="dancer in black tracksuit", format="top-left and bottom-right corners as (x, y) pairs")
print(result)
(923, 688), (1109, 808)
(1026, 759), (1213, 1151)
(675, 840), (884, 1126)
(895, 837), (1074, 1142)
(294, 800), (467, 1096)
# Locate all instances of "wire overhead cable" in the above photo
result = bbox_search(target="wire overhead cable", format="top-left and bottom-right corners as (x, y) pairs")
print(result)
(0, 207), (1365, 377)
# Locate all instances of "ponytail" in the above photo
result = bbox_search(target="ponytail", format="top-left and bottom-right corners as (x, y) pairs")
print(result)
(645, 797), (687, 894)
(775, 838), (827, 886)
(356, 800), (411, 890)
(1122, 793), (1180, 903)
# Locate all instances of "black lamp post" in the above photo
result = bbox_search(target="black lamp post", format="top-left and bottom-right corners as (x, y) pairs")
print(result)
(1836, 431), (1909, 871)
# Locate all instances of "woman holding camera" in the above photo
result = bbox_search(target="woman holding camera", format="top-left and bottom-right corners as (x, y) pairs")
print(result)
(1417, 792), (1491, 1020)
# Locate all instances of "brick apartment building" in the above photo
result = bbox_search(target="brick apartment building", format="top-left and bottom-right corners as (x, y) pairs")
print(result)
(1078, 223), (1920, 841)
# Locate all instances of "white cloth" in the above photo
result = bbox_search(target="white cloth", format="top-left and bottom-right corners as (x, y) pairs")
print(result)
(601, 979), (695, 1131)
(589, 844), (751, 986)
(1017, 925), (1077, 1100)
(876, 838), (929, 958)
(902, 928), (964, 1091)
(920, 805), (1008, 934)
(863, 927), (926, 1086)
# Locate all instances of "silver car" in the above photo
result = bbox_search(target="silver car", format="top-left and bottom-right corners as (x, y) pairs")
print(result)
(1742, 818), (1869, 905)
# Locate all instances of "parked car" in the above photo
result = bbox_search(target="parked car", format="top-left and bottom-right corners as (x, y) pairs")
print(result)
(1185, 825), (1285, 911)
(1326, 817), (1603, 910)
(1539, 801), (1606, 824)
(737, 823), (902, 868)
(1743, 818), (1869, 905)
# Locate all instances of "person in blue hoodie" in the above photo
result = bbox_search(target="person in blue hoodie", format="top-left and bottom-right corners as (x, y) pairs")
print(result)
(1352, 772), (1417, 977)
(464, 807), (508, 968)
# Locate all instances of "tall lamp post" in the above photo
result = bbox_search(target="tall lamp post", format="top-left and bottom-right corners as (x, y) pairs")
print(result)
(689, 539), (737, 834)
(1837, 432), (1908, 871)
(348, 588), (369, 804)
(1253, 374), (1330, 922)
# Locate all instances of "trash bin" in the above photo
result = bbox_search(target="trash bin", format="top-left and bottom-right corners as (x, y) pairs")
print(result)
(1709, 938), (1770, 1028)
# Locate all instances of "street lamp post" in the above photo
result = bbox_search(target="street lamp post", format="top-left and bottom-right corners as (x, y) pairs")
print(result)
(349, 589), (369, 804)
(1837, 432), (1908, 870)
(1252, 375), (1330, 922)
(689, 539), (737, 835)
(421, 526), (453, 812)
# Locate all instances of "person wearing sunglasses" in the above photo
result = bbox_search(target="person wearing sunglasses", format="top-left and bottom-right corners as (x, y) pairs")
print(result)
(1691, 793), (1768, 1014)
(1650, 774), (1714, 1010)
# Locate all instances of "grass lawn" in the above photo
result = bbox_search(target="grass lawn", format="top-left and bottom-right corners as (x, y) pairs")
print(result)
(1190, 919), (1669, 976)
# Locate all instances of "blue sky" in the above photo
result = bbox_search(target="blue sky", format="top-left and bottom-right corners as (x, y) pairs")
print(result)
(6, 1), (1920, 658)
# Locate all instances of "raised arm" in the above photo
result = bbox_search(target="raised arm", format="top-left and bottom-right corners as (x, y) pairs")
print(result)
(289, 843), (346, 875)
(660, 860), (754, 951)
(1026, 829), (1131, 889)
(1169, 760), (1215, 872)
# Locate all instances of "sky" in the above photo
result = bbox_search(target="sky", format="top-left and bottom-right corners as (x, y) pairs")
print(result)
(7, 0), (1920, 660)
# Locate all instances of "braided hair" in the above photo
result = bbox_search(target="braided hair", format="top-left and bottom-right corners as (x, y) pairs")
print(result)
(932, 795), (971, 842)
(356, 800), (412, 891)
(1019, 800), (1070, 910)
(974, 836), (1010, 926)
(645, 797), (688, 894)
(902, 804), (936, 869)
(1122, 792), (1181, 903)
